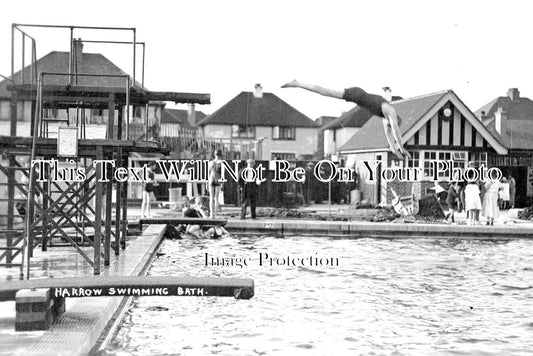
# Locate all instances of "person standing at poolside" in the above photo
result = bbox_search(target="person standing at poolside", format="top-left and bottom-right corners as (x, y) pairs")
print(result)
(499, 177), (510, 210)
(239, 159), (260, 219)
(482, 179), (501, 226)
(445, 182), (459, 224)
(508, 173), (516, 208)
(464, 181), (482, 226)
(281, 80), (409, 159)
(141, 162), (157, 218)
(208, 149), (223, 218)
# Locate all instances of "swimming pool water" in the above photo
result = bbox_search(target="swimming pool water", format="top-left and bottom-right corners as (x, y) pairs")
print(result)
(103, 236), (533, 355)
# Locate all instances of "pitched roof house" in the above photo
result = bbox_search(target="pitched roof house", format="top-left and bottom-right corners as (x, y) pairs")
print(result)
(476, 88), (533, 206)
(197, 84), (319, 160)
(476, 88), (533, 151)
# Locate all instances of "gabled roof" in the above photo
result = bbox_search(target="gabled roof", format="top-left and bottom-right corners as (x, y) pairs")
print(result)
(476, 94), (533, 150)
(197, 91), (317, 128)
(476, 95), (533, 121)
(0, 51), (141, 99)
(338, 90), (507, 154)
(338, 90), (448, 151)
(161, 108), (206, 129)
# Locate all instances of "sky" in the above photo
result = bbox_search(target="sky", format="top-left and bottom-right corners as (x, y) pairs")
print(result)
(0, 0), (532, 119)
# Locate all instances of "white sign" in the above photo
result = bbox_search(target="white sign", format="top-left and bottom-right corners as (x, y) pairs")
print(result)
(57, 126), (78, 157)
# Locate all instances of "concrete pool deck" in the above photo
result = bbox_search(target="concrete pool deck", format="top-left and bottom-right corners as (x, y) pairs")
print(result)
(0, 224), (166, 356)
(0, 204), (532, 355)
(137, 204), (533, 239)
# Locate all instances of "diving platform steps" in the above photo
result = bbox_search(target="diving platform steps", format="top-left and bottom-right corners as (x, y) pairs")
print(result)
(0, 229), (24, 269)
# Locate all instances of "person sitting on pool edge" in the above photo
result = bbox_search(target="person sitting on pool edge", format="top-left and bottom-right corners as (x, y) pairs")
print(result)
(181, 196), (228, 238)
(281, 80), (410, 160)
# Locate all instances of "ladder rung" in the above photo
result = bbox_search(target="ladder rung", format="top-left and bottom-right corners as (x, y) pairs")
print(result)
(0, 247), (22, 251)
(2, 167), (29, 171)
(3, 151), (31, 156)
(42, 118), (69, 123)
(0, 198), (27, 202)
(0, 229), (24, 234)
(0, 263), (23, 267)
(0, 183), (29, 186)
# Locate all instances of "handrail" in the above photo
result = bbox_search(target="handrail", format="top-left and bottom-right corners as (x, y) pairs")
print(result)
(12, 23), (138, 86)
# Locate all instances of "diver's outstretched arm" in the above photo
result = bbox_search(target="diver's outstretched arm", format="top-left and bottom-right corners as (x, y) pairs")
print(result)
(281, 79), (344, 99)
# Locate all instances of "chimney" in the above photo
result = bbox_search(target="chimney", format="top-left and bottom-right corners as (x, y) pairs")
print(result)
(382, 86), (392, 102)
(507, 88), (520, 101)
(480, 110), (487, 121)
(495, 106), (507, 136)
(73, 38), (83, 73)
(187, 103), (196, 126)
(254, 83), (263, 99)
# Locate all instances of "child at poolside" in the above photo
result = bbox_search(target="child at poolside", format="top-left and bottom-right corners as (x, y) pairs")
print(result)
(464, 181), (482, 226)
(445, 182), (459, 224)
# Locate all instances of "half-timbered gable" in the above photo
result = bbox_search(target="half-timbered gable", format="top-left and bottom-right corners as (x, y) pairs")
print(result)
(338, 90), (507, 206)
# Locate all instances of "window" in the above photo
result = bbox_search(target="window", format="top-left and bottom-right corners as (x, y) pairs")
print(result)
(422, 150), (467, 179)
(406, 151), (420, 169)
(134, 106), (143, 119)
(231, 125), (255, 138)
(43, 108), (58, 119)
(91, 108), (104, 116)
(407, 150), (468, 180)
(272, 126), (295, 140)
(469, 152), (487, 167)
(271, 152), (296, 161)
(0, 101), (9, 120)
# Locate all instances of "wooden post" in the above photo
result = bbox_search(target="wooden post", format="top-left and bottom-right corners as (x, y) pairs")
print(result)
(6, 154), (15, 264)
(117, 103), (123, 140)
(104, 150), (112, 266)
(10, 96), (17, 137)
(30, 101), (36, 137)
(120, 152), (128, 250)
(94, 146), (103, 275)
(41, 161), (49, 251)
(114, 148), (122, 256)
(107, 94), (115, 140)
(27, 165), (36, 258)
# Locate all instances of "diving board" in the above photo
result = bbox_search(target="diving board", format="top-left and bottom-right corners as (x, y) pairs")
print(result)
(0, 275), (254, 301)
(139, 217), (228, 230)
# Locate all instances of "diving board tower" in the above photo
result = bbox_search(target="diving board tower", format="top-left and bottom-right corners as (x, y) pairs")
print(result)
(0, 23), (210, 279)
